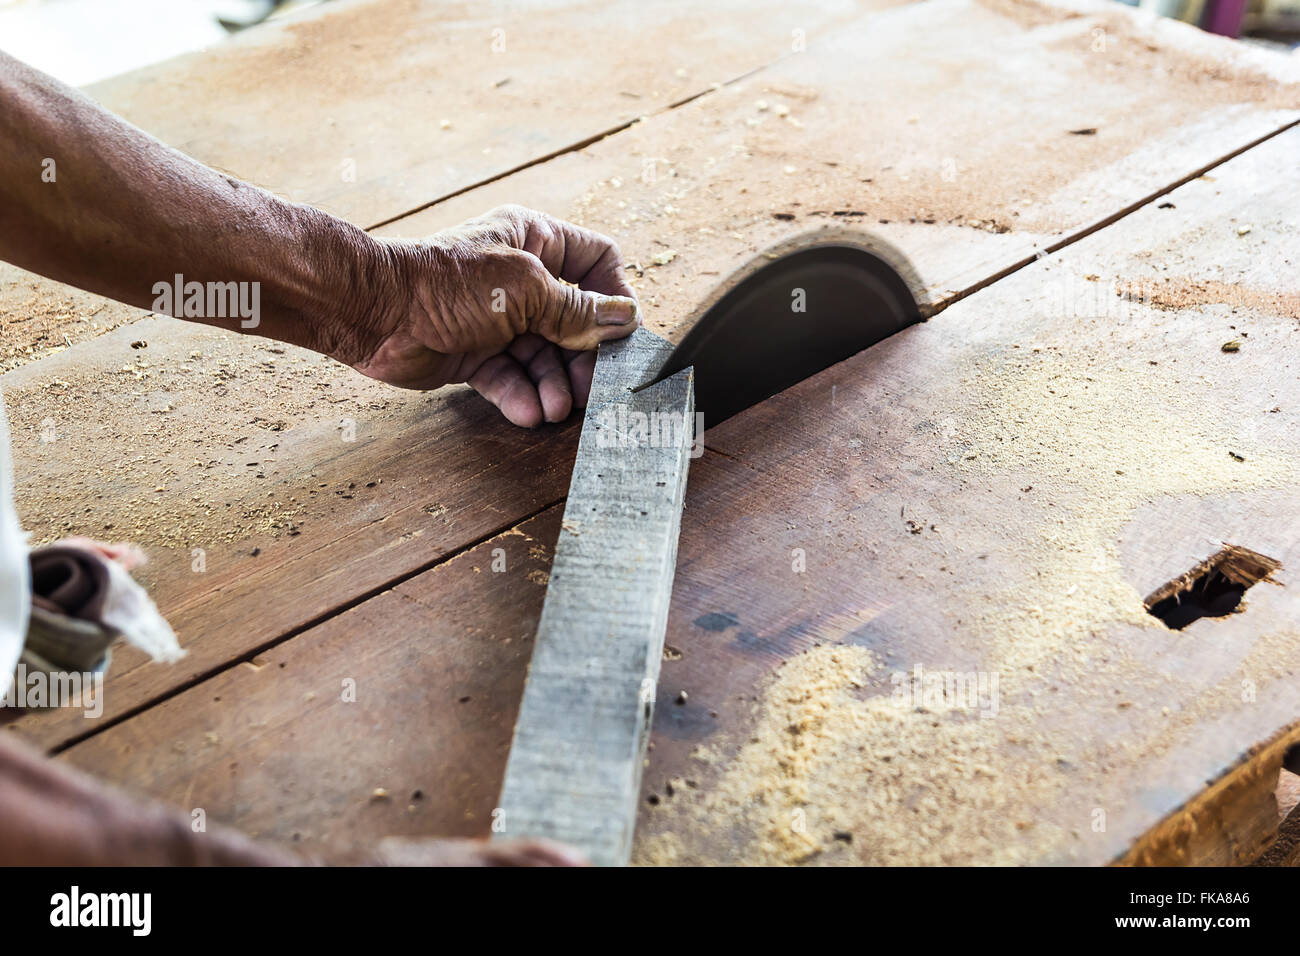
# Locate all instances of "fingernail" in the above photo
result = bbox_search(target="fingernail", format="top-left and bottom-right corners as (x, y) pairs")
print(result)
(595, 294), (639, 326)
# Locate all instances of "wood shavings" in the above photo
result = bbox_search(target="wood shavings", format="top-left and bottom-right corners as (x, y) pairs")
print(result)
(635, 644), (1069, 866)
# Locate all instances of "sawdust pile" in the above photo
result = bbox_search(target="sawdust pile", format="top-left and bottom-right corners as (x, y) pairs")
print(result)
(0, 275), (134, 373)
(1047, 3), (1300, 111)
(979, 0), (1083, 28)
(4, 331), (397, 551)
(990, 0), (1300, 110)
(635, 644), (1070, 866)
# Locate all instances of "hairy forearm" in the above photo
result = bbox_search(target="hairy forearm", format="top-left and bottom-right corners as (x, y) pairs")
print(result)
(0, 49), (388, 363)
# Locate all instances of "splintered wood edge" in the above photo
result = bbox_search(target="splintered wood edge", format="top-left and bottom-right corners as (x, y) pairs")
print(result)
(493, 328), (694, 865)
(1142, 543), (1284, 610)
(1119, 722), (1300, 866)
(1125, 550), (1295, 865)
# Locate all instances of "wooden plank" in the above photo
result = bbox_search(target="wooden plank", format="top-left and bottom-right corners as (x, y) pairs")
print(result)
(495, 329), (694, 866)
(56, 334), (695, 860)
(631, 126), (1300, 865)
(56, 506), (565, 856)
(83, 0), (891, 229)
(1, 0), (901, 750)
(1121, 726), (1300, 865)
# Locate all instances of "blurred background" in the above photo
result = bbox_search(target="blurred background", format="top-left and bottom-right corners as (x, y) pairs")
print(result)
(0, 0), (330, 85)
(1, 0), (1297, 88)
(3, 0), (1300, 88)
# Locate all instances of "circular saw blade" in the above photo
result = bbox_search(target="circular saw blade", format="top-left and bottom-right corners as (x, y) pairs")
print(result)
(648, 231), (923, 427)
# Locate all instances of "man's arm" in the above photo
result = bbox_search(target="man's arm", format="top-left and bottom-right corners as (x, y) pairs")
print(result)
(0, 49), (639, 426)
(0, 732), (297, 865)
(0, 49), (383, 362)
(0, 733), (587, 865)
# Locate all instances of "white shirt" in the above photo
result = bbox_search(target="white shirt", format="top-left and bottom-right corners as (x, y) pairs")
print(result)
(0, 392), (30, 700)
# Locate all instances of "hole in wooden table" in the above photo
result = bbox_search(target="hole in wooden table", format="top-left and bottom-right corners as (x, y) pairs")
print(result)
(1144, 544), (1282, 631)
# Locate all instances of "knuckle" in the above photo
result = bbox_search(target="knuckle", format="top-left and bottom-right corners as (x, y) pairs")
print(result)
(488, 203), (532, 227)
(508, 249), (550, 288)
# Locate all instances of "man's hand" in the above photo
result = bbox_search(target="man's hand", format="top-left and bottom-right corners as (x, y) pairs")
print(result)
(352, 206), (640, 428)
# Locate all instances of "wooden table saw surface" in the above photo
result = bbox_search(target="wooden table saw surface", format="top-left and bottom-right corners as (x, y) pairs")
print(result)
(1, 0), (1297, 865)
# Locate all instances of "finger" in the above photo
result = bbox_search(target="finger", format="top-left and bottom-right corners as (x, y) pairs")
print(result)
(527, 265), (640, 352)
(563, 348), (596, 409)
(466, 352), (544, 428)
(537, 216), (636, 298)
(486, 205), (636, 298)
(471, 839), (588, 867)
(501, 839), (590, 867)
(543, 219), (636, 298)
(508, 335), (573, 424)
(374, 836), (587, 867)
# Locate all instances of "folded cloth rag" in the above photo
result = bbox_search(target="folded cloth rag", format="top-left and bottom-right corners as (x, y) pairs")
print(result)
(23, 543), (184, 678)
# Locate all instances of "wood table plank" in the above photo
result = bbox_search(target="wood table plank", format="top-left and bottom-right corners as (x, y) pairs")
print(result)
(379, 0), (1300, 336)
(45, 122), (1300, 864)
(58, 506), (565, 857)
(632, 125), (1300, 866)
(0, 0), (907, 752)
(85, 0), (894, 229)
(2, 318), (579, 748)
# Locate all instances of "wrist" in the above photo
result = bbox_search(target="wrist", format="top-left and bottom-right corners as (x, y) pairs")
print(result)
(261, 203), (406, 369)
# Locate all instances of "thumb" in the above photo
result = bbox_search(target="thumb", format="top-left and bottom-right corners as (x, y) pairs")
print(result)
(529, 270), (640, 351)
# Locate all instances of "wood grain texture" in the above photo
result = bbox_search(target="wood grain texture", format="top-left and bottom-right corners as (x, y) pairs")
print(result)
(381, 0), (1300, 331)
(2, 0), (910, 753)
(84, 0), (894, 229)
(632, 127), (1300, 866)
(495, 329), (694, 865)
(1121, 725), (1299, 865)
(4, 0), (1299, 855)
(2, 317), (579, 748)
(57, 506), (564, 857)
(7, 0), (1297, 758)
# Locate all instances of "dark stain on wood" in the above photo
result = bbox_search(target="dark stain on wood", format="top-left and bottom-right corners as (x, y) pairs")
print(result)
(693, 612), (740, 632)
